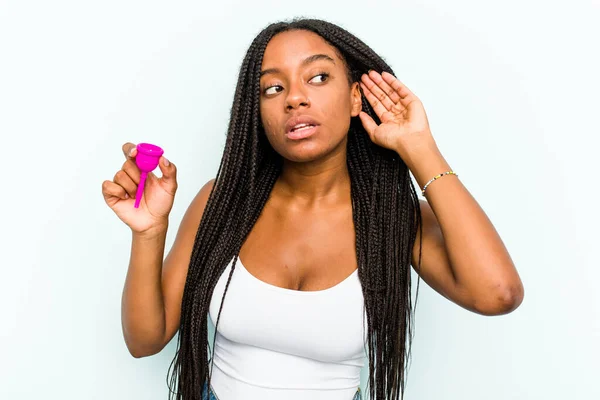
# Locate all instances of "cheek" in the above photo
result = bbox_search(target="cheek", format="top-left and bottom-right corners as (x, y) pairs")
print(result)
(260, 111), (282, 147)
(320, 93), (353, 135)
(260, 108), (277, 136)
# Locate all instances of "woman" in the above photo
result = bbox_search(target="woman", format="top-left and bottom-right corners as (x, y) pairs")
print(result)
(102, 18), (524, 400)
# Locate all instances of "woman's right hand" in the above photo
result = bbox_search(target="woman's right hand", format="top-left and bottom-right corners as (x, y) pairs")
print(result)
(102, 142), (178, 235)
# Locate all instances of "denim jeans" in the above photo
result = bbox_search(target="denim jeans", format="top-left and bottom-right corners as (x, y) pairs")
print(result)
(201, 382), (362, 400)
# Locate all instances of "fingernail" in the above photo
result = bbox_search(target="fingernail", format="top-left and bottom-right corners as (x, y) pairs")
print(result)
(129, 147), (136, 156)
(163, 157), (170, 166)
(125, 193), (129, 199)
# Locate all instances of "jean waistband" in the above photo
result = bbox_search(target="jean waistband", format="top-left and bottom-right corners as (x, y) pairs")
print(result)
(202, 383), (361, 400)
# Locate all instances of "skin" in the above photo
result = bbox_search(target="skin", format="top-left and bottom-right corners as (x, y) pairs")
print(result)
(239, 30), (364, 290)
(106, 28), (524, 357)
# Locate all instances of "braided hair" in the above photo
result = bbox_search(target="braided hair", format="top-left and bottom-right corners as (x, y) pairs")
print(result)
(167, 17), (423, 400)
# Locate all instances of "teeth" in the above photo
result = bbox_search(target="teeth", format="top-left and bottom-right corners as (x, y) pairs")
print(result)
(292, 123), (313, 131)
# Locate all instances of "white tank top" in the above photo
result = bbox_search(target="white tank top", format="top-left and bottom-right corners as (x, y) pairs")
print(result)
(208, 256), (368, 400)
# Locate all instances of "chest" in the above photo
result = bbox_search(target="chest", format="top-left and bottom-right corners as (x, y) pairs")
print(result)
(239, 200), (357, 292)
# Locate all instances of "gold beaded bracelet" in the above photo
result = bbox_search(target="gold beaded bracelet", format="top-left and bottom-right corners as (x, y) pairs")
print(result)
(421, 171), (458, 196)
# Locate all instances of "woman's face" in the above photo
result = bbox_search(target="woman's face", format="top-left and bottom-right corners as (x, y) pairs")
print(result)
(259, 29), (362, 163)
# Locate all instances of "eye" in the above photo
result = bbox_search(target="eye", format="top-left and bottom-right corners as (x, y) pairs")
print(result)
(262, 72), (330, 96)
(309, 72), (330, 84)
(263, 85), (283, 96)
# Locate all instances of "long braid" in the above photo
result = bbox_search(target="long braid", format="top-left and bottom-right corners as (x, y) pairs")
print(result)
(167, 18), (422, 400)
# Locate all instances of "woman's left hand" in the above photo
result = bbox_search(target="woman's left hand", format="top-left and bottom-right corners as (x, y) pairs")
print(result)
(358, 70), (436, 159)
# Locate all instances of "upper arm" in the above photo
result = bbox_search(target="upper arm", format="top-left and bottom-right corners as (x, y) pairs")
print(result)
(411, 199), (470, 309)
(160, 178), (215, 347)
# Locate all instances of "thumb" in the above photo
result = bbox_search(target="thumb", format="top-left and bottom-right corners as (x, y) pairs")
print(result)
(157, 156), (178, 190)
(359, 111), (378, 140)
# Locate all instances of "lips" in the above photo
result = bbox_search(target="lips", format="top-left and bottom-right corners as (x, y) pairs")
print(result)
(286, 125), (318, 140)
(285, 115), (320, 134)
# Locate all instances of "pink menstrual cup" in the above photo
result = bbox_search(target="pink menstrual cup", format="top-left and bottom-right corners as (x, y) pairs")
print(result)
(134, 143), (164, 208)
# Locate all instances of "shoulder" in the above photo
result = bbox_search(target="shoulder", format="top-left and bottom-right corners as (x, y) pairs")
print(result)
(184, 179), (215, 223)
(174, 178), (216, 238)
(196, 178), (216, 206)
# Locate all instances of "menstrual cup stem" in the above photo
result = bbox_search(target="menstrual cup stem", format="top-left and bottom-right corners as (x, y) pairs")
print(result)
(134, 172), (148, 208)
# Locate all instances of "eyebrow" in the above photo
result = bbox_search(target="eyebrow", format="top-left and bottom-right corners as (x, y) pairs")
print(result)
(260, 54), (336, 78)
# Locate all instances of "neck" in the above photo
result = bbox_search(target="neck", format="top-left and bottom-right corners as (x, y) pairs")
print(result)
(274, 146), (350, 209)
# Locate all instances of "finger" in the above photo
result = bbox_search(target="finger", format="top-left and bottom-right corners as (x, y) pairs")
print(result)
(156, 156), (178, 194)
(360, 82), (389, 119)
(121, 159), (141, 185)
(122, 142), (137, 160)
(113, 170), (138, 198)
(358, 111), (378, 139)
(102, 180), (129, 201)
(381, 72), (417, 107)
(367, 70), (403, 106)
(361, 75), (394, 113)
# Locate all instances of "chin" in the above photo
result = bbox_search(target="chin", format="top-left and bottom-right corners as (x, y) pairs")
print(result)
(279, 142), (334, 163)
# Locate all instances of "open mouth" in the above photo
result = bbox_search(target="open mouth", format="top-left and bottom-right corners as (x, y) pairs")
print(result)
(290, 123), (315, 133)
(286, 124), (318, 140)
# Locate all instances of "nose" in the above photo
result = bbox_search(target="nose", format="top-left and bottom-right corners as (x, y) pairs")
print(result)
(285, 81), (310, 111)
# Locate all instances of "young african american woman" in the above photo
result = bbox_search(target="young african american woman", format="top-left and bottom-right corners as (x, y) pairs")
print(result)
(102, 18), (524, 400)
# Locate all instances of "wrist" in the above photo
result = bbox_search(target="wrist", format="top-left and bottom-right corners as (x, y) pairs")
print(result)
(133, 222), (169, 242)
(397, 142), (451, 188)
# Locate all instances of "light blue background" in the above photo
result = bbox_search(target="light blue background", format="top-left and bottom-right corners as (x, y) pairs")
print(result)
(2, 0), (599, 398)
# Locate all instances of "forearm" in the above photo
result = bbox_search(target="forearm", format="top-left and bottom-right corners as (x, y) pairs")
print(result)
(121, 225), (169, 357)
(404, 142), (523, 310)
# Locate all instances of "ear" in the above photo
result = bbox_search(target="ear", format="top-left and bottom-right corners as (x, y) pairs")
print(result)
(350, 82), (362, 117)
